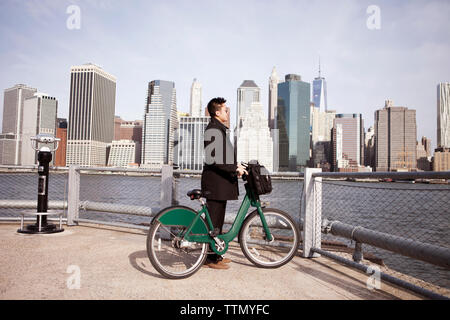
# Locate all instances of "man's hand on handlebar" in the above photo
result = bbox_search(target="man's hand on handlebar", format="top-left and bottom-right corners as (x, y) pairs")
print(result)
(236, 164), (248, 178)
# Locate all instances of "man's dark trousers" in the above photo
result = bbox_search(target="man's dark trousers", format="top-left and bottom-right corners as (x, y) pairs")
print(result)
(206, 199), (227, 262)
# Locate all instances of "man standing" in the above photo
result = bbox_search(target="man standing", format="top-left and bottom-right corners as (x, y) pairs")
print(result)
(201, 97), (247, 269)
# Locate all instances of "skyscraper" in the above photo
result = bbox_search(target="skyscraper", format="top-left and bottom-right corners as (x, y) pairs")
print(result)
(277, 74), (311, 171)
(21, 93), (58, 165)
(237, 101), (273, 172)
(311, 106), (336, 167)
(114, 117), (143, 142)
(141, 80), (177, 168)
(55, 118), (67, 167)
(375, 100), (417, 172)
(236, 80), (260, 132)
(364, 126), (376, 169)
(312, 59), (328, 112)
(437, 82), (450, 148)
(175, 114), (209, 171)
(416, 136), (432, 171)
(190, 78), (202, 117)
(268, 67), (279, 130)
(433, 148), (450, 171)
(0, 84), (37, 165)
(332, 114), (364, 171)
(66, 63), (116, 167)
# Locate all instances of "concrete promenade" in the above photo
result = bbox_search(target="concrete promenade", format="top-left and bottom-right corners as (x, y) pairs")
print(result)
(0, 223), (423, 300)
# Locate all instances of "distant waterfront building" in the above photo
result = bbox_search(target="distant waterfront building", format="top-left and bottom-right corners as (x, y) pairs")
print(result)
(0, 84), (37, 165)
(311, 106), (335, 167)
(416, 137), (432, 171)
(268, 67), (279, 130)
(190, 78), (202, 117)
(107, 140), (139, 167)
(176, 115), (210, 171)
(312, 60), (328, 112)
(268, 67), (280, 171)
(375, 100), (417, 172)
(236, 80), (260, 133)
(332, 114), (364, 171)
(236, 101), (273, 172)
(277, 74), (310, 171)
(141, 80), (177, 168)
(21, 93), (58, 165)
(114, 116), (122, 140)
(364, 126), (376, 169)
(66, 63), (116, 167)
(421, 136), (432, 158)
(55, 118), (67, 167)
(120, 120), (142, 142)
(437, 82), (450, 148)
(433, 147), (450, 171)
(114, 116), (142, 140)
(112, 117), (143, 164)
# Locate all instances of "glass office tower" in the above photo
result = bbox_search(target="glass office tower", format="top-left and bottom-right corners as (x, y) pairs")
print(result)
(313, 77), (327, 112)
(141, 80), (178, 168)
(312, 59), (328, 112)
(277, 74), (311, 171)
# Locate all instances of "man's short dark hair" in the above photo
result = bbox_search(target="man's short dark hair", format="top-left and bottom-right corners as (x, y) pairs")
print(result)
(207, 97), (226, 117)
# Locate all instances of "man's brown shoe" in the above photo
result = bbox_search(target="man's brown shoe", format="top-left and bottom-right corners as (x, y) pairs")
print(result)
(221, 258), (231, 264)
(203, 261), (230, 269)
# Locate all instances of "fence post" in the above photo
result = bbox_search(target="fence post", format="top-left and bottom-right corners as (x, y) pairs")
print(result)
(172, 170), (179, 206)
(160, 165), (173, 209)
(302, 168), (322, 258)
(67, 165), (80, 226)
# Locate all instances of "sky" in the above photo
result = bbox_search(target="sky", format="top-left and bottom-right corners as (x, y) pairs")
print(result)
(0, 0), (449, 149)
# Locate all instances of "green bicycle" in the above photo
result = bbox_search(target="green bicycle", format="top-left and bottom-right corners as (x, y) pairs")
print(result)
(146, 163), (300, 279)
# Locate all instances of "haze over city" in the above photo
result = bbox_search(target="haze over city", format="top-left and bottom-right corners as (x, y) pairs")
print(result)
(1, 0), (449, 148)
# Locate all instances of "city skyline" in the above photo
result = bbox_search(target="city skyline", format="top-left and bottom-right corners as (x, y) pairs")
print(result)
(1, 1), (449, 150)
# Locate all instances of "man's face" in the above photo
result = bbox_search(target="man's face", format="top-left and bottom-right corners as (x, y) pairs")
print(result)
(215, 104), (229, 123)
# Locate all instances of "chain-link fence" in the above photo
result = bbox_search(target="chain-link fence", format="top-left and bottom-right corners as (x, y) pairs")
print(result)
(314, 177), (450, 297)
(0, 167), (161, 227)
(77, 169), (161, 226)
(0, 168), (68, 219)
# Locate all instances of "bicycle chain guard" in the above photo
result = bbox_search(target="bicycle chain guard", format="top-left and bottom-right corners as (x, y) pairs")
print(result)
(210, 237), (228, 255)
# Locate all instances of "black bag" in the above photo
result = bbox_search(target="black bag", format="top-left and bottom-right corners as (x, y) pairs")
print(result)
(247, 161), (272, 195)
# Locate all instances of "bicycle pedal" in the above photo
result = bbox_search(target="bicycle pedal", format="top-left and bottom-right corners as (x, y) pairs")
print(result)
(209, 228), (220, 237)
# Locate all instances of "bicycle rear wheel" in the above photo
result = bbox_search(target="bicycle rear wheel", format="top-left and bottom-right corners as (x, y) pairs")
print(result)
(147, 206), (208, 279)
(239, 208), (300, 268)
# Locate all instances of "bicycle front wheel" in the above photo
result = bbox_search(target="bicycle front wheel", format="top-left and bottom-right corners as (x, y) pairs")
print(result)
(239, 208), (300, 268)
(147, 206), (208, 279)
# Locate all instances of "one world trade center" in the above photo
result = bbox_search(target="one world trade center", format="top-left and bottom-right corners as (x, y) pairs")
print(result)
(313, 59), (328, 112)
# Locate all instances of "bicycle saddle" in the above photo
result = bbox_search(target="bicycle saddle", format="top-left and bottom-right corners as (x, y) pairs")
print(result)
(187, 189), (203, 200)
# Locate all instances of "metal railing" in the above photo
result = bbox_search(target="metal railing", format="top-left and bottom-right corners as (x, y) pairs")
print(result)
(1, 165), (449, 299)
(302, 168), (450, 300)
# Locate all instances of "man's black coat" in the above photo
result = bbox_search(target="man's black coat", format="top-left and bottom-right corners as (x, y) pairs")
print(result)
(201, 117), (239, 201)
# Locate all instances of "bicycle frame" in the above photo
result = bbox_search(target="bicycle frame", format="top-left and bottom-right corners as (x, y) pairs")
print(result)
(181, 184), (273, 255)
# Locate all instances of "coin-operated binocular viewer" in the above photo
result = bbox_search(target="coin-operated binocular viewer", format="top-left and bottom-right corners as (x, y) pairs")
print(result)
(18, 134), (64, 234)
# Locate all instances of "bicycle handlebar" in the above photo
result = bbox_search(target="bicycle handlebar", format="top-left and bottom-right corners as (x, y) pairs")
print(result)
(240, 162), (249, 181)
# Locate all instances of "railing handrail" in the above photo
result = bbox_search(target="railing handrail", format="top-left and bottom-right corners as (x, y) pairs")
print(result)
(312, 171), (450, 180)
(3, 164), (449, 180)
(322, 219), (450, 269)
